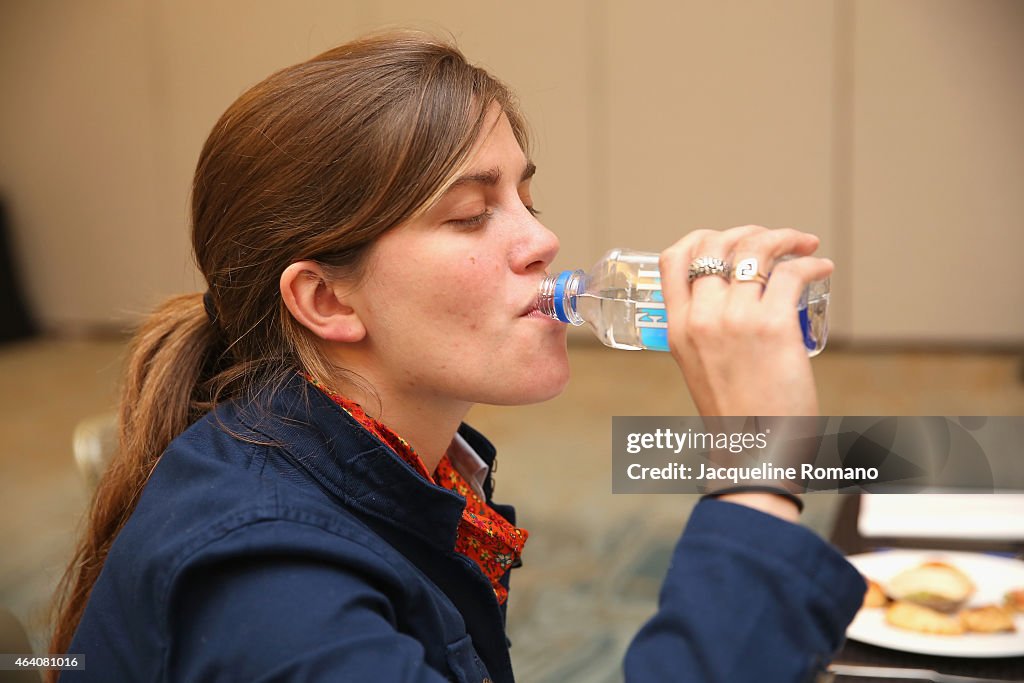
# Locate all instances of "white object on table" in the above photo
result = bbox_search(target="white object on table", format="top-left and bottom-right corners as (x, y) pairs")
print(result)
(858, 493), (1024, 541)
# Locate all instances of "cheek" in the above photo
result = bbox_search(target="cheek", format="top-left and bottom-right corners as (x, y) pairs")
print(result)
(438, 299), (479, 332)
(369, 250), (501, 337)
(437, 259), (499, 331)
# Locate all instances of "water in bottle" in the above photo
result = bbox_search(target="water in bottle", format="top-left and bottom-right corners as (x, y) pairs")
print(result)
(536, 248), (830, 356)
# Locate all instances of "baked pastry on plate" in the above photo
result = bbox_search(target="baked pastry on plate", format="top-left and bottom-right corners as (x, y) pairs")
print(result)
(885, 600), (965, 635)
(887, 560), (975, 613)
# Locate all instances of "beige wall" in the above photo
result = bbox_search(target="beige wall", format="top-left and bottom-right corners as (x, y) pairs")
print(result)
(850, 0), (1024, 343)
(0, 0), (1021, 343)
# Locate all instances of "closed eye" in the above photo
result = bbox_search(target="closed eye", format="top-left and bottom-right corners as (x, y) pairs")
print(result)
(448, 203), (539, 229)
(449, 209), (494, 228)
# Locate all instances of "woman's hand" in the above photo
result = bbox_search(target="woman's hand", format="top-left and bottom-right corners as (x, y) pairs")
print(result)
(660, 226), (832, 520)
(660, 225), (834, 417)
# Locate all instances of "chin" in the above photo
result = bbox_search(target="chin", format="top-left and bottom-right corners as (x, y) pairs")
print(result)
(495, 359), (571, 406)
(477, 358), (573, 405)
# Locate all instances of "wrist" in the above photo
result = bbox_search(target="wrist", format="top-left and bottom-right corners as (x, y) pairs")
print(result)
(707, 491), (802, 523)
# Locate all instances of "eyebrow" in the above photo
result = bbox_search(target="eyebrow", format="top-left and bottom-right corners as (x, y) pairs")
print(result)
(446, 161), (537, 192)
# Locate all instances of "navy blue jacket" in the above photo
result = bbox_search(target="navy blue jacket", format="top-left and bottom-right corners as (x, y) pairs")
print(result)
(66, 375), (865, 682)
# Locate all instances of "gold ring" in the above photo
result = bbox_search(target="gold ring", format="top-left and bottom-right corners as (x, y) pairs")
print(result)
(732, 257), (770, 285)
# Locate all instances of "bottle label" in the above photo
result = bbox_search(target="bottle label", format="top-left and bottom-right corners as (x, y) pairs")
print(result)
(635, 269), (669, 351)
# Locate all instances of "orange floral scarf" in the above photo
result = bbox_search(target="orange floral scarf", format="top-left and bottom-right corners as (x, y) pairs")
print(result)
(306, 377), (527, 604)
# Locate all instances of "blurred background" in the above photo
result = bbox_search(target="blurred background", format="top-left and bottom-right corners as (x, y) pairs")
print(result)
(0, 1), (1022, 681)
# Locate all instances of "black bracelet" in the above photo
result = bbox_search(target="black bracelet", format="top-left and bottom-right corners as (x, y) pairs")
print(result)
(701, 485), (804, 513)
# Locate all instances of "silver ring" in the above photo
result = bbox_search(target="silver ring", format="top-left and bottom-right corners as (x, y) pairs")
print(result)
(732, 257), (770, 285)
(688, 256), (731, 282)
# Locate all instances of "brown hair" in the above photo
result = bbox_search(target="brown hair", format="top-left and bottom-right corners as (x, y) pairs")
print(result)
(48, 31), (528, 663)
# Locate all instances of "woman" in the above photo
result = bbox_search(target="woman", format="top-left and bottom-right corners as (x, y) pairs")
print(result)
(51, 32), (864, 682)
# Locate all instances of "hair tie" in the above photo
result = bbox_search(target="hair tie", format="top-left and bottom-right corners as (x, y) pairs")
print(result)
(202, 291), (219, 326)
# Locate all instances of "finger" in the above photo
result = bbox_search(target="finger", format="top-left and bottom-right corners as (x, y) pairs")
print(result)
(761, 256), (834, 314)
(684, 225), (766, 305)
(659, 229), (716, 311)
(727, 229), (822, 307)
(662, 227), (768, 355)
(660, 226), (770, 307)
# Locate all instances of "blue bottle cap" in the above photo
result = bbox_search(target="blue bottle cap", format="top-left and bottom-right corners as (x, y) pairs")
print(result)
(552, 270), (573, 324)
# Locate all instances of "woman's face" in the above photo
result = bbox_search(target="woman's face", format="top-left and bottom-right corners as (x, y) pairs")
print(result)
(346, 107), (570, 407)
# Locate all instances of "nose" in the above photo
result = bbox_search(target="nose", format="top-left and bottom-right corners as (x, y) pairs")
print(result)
(511, 210), (560, 274)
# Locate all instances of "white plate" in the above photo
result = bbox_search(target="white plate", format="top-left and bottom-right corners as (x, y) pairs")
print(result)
(846, 550), (1024, 658)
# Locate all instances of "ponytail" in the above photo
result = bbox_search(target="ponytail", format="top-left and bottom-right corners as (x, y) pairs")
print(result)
(48, 294), (219, 666)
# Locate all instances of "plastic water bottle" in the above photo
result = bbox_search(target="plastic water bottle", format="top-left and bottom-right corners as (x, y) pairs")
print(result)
(536, 248), (830, 355)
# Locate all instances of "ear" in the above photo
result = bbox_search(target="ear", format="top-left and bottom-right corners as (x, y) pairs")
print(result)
(280, 261), (366, 343)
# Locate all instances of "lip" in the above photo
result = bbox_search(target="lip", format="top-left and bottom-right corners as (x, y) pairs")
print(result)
(519, 275), (550, 316)
(519, 301), (541, 317)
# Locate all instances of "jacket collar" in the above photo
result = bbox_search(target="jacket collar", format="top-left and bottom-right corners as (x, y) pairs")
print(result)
(233, 372), (499, 554)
